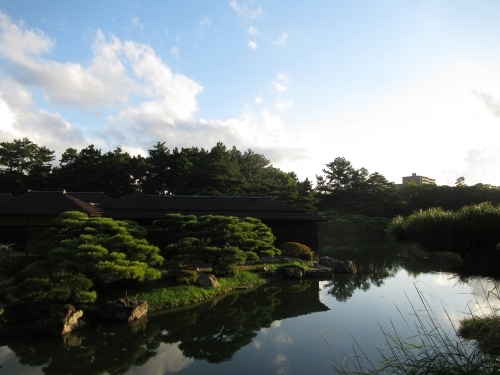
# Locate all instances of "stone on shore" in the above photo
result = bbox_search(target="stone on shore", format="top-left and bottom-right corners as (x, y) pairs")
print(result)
(279, 267), (303, 279)
(196, 273), (220, 288)
(319, 257), (357, 273)
(101, 298), (148, 321)
(34, 304), (86, 336)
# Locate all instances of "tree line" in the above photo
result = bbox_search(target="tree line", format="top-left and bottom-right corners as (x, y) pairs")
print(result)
(0, 138), (315, 210)
(316, 156), (500, 220)
(1, 137), (500, 215)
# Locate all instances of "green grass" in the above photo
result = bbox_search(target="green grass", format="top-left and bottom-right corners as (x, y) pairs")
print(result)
(459, 316), (500, 355)
(128, 270), (266, 310)
(253, 260), (313, 272)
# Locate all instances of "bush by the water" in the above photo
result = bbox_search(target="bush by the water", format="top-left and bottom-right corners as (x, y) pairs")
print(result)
(245, 251), (259, 262)
(259, 250), (275, 258)
(278, 242), (313, 260)
(148, 214), (278, 273)
(387, 202), (500, 258)
(174, 269), (199, 285)
(17, 211), (163, 303)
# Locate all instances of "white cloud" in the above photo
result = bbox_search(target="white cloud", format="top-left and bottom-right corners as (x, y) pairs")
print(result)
(472, 90), (500, 117)
(126, 343), (194, 375)
(248, 26), (259, 35)
(272, 32), (288, 46)
(0, 14), (137, 109)
(277, 73), (289, 83)
(230, 0), (264, 19)
(272, 82), (287, 94)
(0, 10), (305, 171)
(194, 16), (212, 37)
(275, 97), (293, 111)
(272, 73), (292, 111)
(0, 78), (86, 151)
(170, 46), (179, 57)
(130, 16), (144, 30)
(199, 16), (212, 28)
(247, 40), (258, 50)
(0, 11), (54, 64)
(255, 95), (263, 104)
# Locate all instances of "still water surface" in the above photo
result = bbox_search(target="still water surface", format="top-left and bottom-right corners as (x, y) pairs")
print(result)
(0, 246), (494, 374)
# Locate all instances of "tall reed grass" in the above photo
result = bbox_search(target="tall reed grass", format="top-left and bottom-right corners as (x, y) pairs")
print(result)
(324, 283), (500, 374)
(387, 202), (500, 256)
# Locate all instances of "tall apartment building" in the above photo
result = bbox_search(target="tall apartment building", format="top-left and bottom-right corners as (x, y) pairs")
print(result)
(402, 173), (436, 185)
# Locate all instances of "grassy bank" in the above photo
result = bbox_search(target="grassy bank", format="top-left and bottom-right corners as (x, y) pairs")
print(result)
(128, 270), (267, 310)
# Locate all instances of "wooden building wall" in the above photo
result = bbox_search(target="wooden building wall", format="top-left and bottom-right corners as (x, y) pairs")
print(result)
(0, 216), (56, 250)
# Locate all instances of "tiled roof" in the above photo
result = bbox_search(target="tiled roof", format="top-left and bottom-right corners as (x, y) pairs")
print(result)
(102, 192), (324, 222)
(0, 194), (13, 203)
(0, 191), (103, 216)
(67, 192), (115, 205)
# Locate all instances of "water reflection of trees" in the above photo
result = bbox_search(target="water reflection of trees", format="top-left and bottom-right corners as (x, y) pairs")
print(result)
(323, 258), (399, 302)
(157, 286), (281, 363)
(0, 316), (162, 375)
(321, 232), (456, 303)
(0, 282), (330, 374)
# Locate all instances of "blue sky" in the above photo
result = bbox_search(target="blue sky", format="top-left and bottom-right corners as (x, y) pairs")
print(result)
(1, 1), (500, 186)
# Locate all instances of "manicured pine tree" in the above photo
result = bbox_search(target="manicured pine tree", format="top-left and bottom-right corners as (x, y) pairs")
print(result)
(17, 211), (163, 303)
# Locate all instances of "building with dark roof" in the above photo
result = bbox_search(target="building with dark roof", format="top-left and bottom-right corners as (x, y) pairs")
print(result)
(0, 191), (103, 249)
(102, 192), (325, 250)
(66, 192), (115, 205)
(0, 191), (325, 251)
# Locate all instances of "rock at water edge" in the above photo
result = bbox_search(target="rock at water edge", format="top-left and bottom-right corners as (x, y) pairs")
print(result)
(196, 273), (220, 288)
(101, 298), (148, 322)
(34, 304), (86, 336)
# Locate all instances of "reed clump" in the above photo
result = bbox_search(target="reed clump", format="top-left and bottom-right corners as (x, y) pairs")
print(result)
(325, 284), (500, 375)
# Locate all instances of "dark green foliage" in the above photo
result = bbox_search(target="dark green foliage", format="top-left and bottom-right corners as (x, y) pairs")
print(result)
(174, 269), (199, 285)
(316, 157), (500, 223)
(17, 212), (163, 303)
(52, 145), (145, 197)
(0, 243), (16, 275)
(0, 138), (55, 194)
(17, 273), (97, 303)
(259, 250), (275, 257)
(459, 316), (500, 355)
(0, 136), (317, 210)
(387, 203), (500, 272)
(148, 214), (277, 272)
(140, 142), (317, 209)
(316, 157), (400, 218)
(213, 263), (239, 276)
(245, 251), (259, 262)
(278, 242), (313, 260)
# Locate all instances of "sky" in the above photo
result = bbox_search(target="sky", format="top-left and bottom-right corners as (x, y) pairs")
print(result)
(1, 1), (500, 186)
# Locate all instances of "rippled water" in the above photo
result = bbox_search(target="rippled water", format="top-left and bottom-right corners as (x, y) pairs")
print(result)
(0, 234), (495, 375)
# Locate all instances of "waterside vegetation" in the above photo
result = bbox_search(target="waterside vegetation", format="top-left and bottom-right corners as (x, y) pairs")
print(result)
(327, 284), (500, 375)
(387, 202), (500, 277)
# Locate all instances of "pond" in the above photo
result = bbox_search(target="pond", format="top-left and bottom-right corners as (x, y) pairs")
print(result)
(0, 229), (496, 374)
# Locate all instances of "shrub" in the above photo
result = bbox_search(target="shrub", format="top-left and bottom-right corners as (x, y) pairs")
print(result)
(278, 242), (313, 261)
(148, 214), (278, 273)
(174, 269), (199, 285)
(387, 202), (500, 259)
(214, 264), (239, 277)
(245, 251), (259, 262)
(17, 211), (163, 303)
(259, 250), (275, 258)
